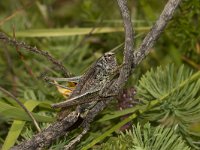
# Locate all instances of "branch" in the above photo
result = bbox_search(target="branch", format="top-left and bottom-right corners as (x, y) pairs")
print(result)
(116, 0), (134, 87)
(64, 100), (109, 149)
(82, 0), (183, 148)
(10, 111), (79, 150)
(100, 0), (134, 96)
(133, 0), (182, 66)
(0, 33), (71, 77)
(11, 99), (109, 150)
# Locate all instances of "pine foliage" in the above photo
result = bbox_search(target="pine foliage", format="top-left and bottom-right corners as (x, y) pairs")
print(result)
(137, 64), (200, 148)
(97, 123), (191, 150)
(93, 64), (200, 150)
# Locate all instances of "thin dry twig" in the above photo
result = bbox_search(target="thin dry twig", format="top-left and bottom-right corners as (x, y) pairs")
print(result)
(117, 0), (134, 85)
(133, 0), (182, 66)
(64, 100), (108, 149)
(10, 111), (79, 150)
(101, 0), (135, 96)
(182, 56), (200, 70)
(0, 86), (41, 132)
(0, 33), (71, 77)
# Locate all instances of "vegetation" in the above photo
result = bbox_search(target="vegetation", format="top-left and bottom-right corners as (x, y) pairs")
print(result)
(0, 0), (200, 149)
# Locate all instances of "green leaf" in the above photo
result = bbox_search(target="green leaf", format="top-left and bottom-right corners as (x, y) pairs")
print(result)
(2, 100), (43, 150)
(98, 105), (140, 122)
(0, 101), (54, 122)
(82, 113), (138, 150)
(83, 65), (200, 149)
(94, 123), (191, 150)
(137, 64), (200, 148)
(9, 27), (149, 37)
(137, 65), (200, 124)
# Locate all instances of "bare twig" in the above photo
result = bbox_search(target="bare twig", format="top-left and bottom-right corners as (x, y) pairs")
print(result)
(64, 100), (109, 149)
(0, 86), (41, 132)
(0, 33), (71, 77)
(117, 0), (134, 85)
(10, 111), (79, 150)
(64, 127), (89, 150)
(55, 0), (135, 149)
(100, 0), (134, 96)
(82, 0), (183, 148)
(182, 56), (200, 70)
(133, 0), (182, 66)
(64, 0), (183, 148)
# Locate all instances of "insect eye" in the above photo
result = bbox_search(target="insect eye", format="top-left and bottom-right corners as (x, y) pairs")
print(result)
(105, 54), (114, 61)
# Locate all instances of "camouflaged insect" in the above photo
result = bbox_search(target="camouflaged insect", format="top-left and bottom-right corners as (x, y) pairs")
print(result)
(52, 52), (118, 119)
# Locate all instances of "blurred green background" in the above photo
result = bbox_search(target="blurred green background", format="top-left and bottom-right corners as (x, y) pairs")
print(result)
(0, 0), (200, 149)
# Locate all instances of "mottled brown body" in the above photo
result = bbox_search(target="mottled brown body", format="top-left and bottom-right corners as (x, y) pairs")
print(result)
(56, 52), (117, 119)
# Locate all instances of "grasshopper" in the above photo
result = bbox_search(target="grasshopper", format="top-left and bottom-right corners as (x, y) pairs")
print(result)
(51, 52), (118, 119)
